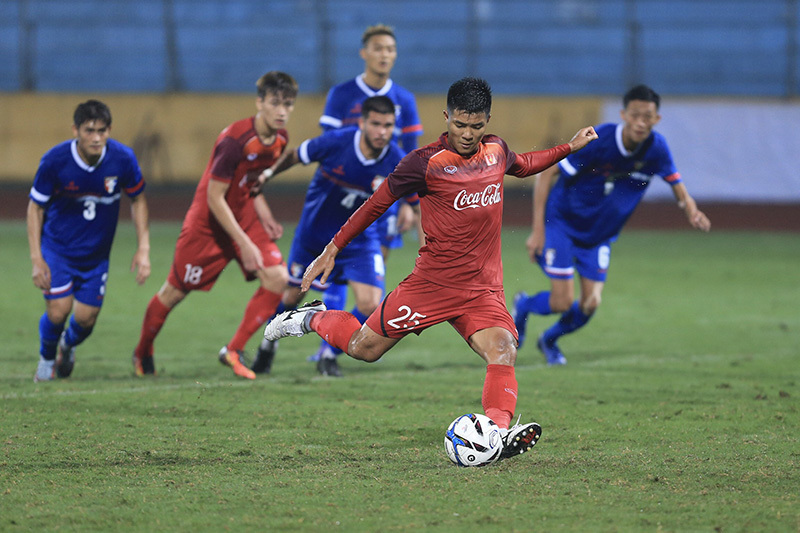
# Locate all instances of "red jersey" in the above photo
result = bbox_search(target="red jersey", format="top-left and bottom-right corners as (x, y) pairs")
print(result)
(333, 132), (570, 291)
(182, 117), (288, 235)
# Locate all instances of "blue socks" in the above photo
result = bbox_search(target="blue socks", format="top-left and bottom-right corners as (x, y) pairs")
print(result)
(39, 313), (64, 360)
(544, 301), (592, 342)
(323, 282), (347, 311)
(39, 314), (94, 359)
(520, 291), (552, 316)
(63, 315), (92, 347)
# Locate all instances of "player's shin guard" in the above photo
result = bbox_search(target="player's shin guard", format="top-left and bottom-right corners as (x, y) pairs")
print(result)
(309, 310), (361, 354)
(227, 287), (283, 352)
(135, 294), (171, 358)
(482, 364), (518, 430)
(319, 306), (370, 357)
(63, 315), (92, 347)
(39, 313), (64, 360)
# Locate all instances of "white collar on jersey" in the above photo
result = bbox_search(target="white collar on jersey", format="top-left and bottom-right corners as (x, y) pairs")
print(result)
(614, 123), (634, 157)
(354, 129), (389, 166)
(356, 73), (393, 96)
(615, 123), (653, 158)
(71, 139), (107, 172)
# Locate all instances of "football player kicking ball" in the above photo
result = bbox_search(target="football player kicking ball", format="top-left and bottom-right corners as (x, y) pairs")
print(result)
(28, 100), (151, 381)
(132, 72), (297, 379)
(264, 77), (598, 460)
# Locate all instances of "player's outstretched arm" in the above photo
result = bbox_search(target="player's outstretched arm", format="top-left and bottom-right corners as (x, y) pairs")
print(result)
(26, 200), (51, 291)
(672, 183), (711, 232)
(251, 148), (301, 196)
(301, 242), (340, 292)
(567, 126), (598, 153)
(130, 193), (151, 285)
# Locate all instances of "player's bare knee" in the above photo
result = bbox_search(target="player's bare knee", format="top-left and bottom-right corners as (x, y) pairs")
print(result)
(347, 331), (384, 363)
(260, 265), (289, 293)
(581, 294), (601, 315)
(354, 302), (379, 317)
(549, 295), (572, 314)
(347, 342), (382, 362)
(157, 282), (186, 308)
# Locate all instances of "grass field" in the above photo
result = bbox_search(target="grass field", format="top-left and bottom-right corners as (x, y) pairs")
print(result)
(2, 220), (799, 532)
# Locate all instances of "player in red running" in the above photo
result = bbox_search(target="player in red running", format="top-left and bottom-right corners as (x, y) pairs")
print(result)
(264, 77), (597, 460)
(133, 71), (297, 379)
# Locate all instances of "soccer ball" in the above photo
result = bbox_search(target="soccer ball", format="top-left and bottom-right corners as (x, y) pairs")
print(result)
(444, 413), (503, 467)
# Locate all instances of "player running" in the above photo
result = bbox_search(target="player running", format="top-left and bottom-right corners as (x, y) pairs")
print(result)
(132, 71), (297, 379)
(28, 100), (151, 382)
(513, 84), (711, 365)
(252, 95), (417, 377)
(301, 23), (424, 368)
(263, 77), (598, 460)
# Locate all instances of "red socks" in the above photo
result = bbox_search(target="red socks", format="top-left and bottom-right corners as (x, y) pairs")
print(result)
(227, 287), (283, 352)
(309, 310), (361, 352)
(135, 294), (171, 358)
(482, 364), (518, 429)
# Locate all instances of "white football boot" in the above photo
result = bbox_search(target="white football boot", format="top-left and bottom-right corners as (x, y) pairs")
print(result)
(263, 300), (326, 341)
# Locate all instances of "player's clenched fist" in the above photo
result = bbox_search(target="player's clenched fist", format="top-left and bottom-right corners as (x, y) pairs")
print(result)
(568, 126), (599, 153)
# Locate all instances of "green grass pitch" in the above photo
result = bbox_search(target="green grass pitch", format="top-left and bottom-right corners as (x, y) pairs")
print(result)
(1, 220), (799, 531)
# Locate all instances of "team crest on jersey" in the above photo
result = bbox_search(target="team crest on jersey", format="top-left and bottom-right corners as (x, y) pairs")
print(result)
(444, 165), (457, 174)
(544, 248), (556, 266)
(104, 176), (118, 194)
(290, 262), (305, 279)
(247, 152), (258, 161)
(485, 153), (498, 166)
(371, 175), (386, 191)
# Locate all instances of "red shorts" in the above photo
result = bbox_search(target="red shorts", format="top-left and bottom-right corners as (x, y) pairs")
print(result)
(365, 272), (517, 342)
(167, 219), (283, 293)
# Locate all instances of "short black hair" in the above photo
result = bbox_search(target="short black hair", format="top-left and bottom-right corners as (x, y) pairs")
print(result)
(446, 77), (492, 116)
(361, 95), (396, 118)
(256, 71), (299, 100)
(623, 84), (660, 109)
(73, 100), (112, 128)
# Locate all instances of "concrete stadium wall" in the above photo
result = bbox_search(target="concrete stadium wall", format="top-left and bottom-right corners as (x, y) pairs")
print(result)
(0, 93), (601, 186)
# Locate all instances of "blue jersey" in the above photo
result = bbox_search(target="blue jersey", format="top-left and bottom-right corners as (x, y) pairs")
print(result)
(294, 127), (407, 252)
(548, 122), (681, 246)
(319, 74), (423, 152)
(29, 138), (145, 264)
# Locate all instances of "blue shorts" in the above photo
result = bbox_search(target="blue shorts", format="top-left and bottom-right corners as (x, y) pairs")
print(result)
(42, 247), (109, 307)
(537, 220), (611, 282)
(286, 239), (385, 293)
(375, 202), (403, 250)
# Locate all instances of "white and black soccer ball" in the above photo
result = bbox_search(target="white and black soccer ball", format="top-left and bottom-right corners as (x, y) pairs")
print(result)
(444, 413), (503, 467)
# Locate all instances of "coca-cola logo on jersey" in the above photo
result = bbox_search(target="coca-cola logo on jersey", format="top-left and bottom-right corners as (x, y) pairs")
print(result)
(453, 183), (502, 211)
